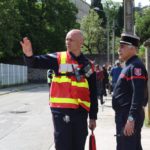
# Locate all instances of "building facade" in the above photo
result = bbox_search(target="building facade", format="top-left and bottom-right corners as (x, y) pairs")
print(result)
(69, 0), (90, 21)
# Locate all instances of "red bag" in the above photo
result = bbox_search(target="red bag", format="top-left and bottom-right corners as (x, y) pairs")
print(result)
(89, 130), (96, 150)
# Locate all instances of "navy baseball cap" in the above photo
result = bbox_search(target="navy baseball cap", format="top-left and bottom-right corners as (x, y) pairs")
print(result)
(120, 33), (140, 47)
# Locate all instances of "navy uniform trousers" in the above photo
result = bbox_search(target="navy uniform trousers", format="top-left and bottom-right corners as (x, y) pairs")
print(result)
(52, 108), (88, 150)
(115, 108), (145, 150)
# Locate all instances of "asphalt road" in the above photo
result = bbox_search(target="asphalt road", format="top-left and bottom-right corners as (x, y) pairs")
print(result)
(1, 84), (150, 150)
(0, 85), (54, 150)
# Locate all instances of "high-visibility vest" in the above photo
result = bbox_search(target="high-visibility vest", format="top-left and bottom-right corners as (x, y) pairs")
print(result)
(49, 51), (91, 111)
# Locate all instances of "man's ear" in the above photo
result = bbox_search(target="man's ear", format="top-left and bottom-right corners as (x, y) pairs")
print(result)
(80, 38), (84, 45)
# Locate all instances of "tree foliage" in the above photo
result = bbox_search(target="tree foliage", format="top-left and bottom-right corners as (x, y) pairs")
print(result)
(115, 5), (124, 36)
(101, 0), (123, 58)
(80, 9), (106, 54)
(0, 0), (78, 60)
(135, 8), (150, 43)
(102, 0), (123, 36)
(0, 0), (21, 58)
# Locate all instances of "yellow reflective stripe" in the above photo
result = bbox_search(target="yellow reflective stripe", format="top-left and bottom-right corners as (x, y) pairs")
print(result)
(60, 52), (67, 74)
(52, 76), (71, 83)
(50, 97), (90, 108)
(60, 52), (67, 64)
(78, 99), (91, 107)
(72, 80), (89, 88)
(53, 76), (89, 88)
(50, 97), (79, 104)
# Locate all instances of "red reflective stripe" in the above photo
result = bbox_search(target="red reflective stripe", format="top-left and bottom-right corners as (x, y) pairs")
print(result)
(131, 76), (147, 80)
(50, 102), (79, 109)
(120, 73), (147, 81)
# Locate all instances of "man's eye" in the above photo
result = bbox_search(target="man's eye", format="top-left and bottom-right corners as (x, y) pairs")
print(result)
(68, 39), (73, 42)
(120, 45), (125, 48)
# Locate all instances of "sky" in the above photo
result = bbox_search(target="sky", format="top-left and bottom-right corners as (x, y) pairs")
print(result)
(86, 0), (150, 7)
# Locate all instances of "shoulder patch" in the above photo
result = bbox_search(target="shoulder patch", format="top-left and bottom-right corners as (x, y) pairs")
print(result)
(134, 68), (141, 76)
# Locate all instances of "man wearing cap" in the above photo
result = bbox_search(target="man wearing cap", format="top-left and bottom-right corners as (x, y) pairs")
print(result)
(112, 33), (148, 150)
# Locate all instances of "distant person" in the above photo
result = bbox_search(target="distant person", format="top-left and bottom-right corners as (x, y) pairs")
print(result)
(102, 64), (109, 96)
(107, 64), (113, 94)
(20, 29), (98, 150)
(110, 60), (122, 91)
(47, 69), (53, 87)
(112, 33), (148, 150)
(95, 64), (105, 105)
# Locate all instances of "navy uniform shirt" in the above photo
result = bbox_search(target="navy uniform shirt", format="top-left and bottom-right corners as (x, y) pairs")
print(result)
(24, 52), (98, 120)
(112, 55), (148, 119)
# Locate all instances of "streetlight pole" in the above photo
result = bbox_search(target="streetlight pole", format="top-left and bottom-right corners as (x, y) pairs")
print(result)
(94, 7), (110, 64)
(106, 15), (110, 64)
(112, 19), (115, 64)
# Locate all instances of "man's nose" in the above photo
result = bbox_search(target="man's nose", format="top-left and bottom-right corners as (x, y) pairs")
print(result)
(67, 39), (70, 43)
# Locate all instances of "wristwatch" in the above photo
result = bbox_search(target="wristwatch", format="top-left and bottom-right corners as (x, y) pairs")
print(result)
(128, 116), (134, 122)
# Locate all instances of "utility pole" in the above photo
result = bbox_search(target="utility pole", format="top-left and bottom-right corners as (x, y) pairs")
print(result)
(124, 0), (134, 34)
(112, 19), (115, 64)
(107, 14), (110, 64)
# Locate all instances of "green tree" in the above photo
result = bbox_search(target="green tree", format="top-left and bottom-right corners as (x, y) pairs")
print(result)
(138, 45), (146, 59)
(0, 0), (21, 59)
(135, 8), (150, 43)
(115, 5), (124, 36)
(0, 0), (78, 60)
(80, 9), (106, 54)
(103, 0), (122, 35)
(17, 0), (78, 54)
(102, 0), (123, 59)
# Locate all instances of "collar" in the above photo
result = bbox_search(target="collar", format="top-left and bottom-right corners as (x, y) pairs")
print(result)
(125, 55), (138, 66)
(69, 51), (84, 61)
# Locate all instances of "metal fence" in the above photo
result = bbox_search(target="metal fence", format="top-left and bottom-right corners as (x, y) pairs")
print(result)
(0, 63), (28, 86)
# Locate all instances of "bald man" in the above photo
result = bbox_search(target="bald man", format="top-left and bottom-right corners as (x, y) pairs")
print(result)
(21, 29), (98, 150)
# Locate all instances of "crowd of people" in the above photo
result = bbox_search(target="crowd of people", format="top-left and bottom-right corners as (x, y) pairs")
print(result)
(95, 60), (123, 106)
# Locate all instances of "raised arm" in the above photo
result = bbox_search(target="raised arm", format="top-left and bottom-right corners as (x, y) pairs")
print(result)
(20, 37), (33, 57)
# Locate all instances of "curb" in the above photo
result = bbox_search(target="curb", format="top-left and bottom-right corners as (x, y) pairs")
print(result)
(0, 83), (47, 96)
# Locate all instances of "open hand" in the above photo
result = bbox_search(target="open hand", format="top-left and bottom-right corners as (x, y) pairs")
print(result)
(20, 37), (33, 57)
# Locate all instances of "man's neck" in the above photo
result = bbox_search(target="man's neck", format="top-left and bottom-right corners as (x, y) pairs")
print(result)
(68, 50), (81, 57)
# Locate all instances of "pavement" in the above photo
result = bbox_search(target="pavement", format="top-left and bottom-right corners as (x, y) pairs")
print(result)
(0, 84), (150, 150)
